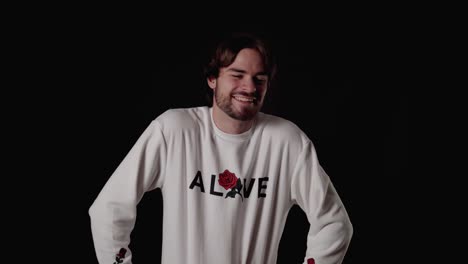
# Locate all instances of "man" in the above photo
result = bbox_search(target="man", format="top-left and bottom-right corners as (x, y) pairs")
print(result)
(89, 32), (353, 264)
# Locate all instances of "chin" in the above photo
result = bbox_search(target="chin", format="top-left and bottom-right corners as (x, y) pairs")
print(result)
(232, 107), (260, 121)
(215, 96), (262, 121)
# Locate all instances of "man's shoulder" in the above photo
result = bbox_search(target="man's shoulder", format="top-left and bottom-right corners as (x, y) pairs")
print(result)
(155, 106), (209, 131)
(258, 112), (309, 144)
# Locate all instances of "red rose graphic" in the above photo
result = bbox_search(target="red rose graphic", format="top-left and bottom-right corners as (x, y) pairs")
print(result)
(117, 248), (127, 259)
(218, 169), (244, 201)
(307, 258), (315, 264)
(114, 248), (127, 264)
(218, 169), (238, 190)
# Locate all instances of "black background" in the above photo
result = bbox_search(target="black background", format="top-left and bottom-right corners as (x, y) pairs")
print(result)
(21, 9), (409, 264)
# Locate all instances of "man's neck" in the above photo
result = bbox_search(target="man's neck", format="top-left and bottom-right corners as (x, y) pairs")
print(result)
(212, 105), (254, 134)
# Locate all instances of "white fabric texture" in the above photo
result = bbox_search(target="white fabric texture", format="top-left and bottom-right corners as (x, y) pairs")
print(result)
(89, 106), (353, 264)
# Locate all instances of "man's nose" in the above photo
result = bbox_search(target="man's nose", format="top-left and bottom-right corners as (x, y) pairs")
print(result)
(241, 78), (257, 93)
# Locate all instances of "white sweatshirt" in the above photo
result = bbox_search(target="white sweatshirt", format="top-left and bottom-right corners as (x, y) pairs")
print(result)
(89, 106), (353, 264)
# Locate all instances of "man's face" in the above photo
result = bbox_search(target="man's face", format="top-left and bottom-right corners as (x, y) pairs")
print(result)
(208, 48), (269, 121)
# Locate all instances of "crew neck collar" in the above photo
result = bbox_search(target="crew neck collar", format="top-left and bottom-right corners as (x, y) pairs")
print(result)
(210, 107), (256, 142)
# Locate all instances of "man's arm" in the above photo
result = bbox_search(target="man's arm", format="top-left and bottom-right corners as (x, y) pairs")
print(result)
(290, 141), (353, 264)
(89, 120), (167, 264)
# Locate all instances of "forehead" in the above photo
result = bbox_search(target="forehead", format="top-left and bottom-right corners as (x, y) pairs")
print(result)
(224, 48), (265, 74)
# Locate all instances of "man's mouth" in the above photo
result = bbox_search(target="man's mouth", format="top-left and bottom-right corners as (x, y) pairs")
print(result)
(232, 95), (257, 104)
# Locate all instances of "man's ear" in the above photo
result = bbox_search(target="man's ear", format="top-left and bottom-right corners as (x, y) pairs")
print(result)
(207, 76), (216, 89)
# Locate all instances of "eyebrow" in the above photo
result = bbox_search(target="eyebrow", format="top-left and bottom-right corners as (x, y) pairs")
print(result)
(227, 68), (268, 76)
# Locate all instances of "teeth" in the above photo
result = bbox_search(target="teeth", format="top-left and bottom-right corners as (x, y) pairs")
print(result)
(233, 96), (255, 102)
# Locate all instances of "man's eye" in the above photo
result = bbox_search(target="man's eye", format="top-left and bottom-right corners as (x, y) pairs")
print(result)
(232, 75), (242, 78)
(254, 78), (267, 84)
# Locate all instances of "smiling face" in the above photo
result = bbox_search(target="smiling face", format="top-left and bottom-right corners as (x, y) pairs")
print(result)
(207, 48), (269, 121)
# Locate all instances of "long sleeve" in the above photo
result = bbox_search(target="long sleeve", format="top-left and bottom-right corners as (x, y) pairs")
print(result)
(290, 141), (353, 264)
(89, 120), (167, 264)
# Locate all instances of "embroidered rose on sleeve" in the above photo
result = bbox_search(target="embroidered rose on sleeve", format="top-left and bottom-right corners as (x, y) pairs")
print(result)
(218, 169), (243, 201)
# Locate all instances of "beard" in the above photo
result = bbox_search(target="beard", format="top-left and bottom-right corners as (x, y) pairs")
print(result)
(214, 88), (262, 121)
